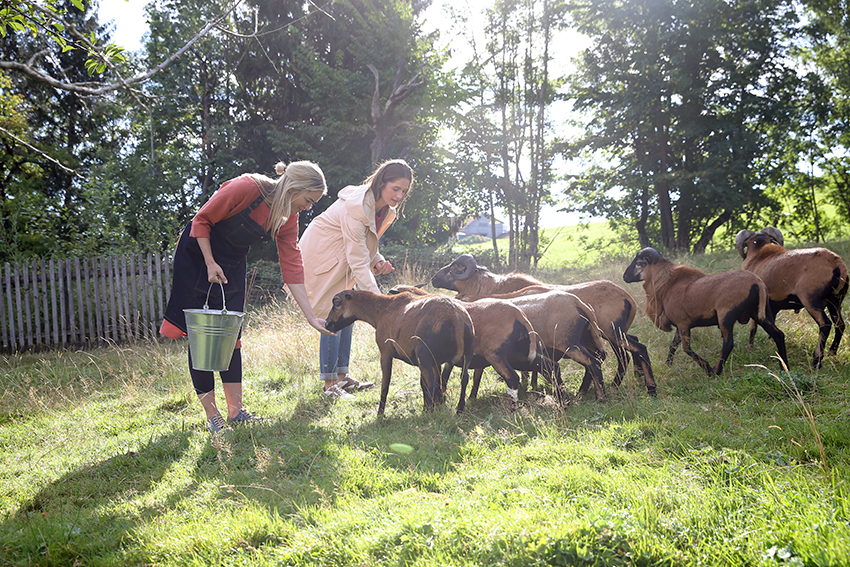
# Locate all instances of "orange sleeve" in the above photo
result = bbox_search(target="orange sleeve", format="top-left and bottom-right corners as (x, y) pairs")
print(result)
(276, 214), (305, 284)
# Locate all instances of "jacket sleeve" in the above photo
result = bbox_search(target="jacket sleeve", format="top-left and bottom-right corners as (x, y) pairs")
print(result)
(339, 212), (380, 293)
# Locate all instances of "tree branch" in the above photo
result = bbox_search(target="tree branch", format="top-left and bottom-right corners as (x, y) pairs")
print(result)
(0, 0), (246, 96)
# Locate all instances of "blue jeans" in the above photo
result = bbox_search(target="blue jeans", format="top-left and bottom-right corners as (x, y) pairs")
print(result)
(320, 323), (353, 381)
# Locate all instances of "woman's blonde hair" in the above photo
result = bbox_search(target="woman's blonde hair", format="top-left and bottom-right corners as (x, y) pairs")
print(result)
(253, 160), (327, 235)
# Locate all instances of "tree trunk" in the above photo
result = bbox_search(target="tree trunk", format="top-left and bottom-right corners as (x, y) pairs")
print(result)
(692, 209), (732, 254)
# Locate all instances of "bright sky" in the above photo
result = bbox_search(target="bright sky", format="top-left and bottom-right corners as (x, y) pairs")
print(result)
(98, 0), (148, 50)
(97, 0), (592, 228)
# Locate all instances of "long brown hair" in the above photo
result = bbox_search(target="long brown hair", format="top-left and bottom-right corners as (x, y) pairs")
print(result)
(364, 159), (414, 204)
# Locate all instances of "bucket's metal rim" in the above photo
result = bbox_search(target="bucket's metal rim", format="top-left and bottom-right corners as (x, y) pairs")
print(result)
(183, 308), (245, 317)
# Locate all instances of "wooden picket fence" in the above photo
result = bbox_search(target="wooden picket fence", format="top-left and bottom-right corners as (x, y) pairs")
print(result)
(1, 252), (172, 352)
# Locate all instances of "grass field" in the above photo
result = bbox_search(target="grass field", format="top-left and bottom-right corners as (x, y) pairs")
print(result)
(1, 237), (849, 566)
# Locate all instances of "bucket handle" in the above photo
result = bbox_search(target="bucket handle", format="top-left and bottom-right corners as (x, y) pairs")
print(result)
(204, 279), (229, 313)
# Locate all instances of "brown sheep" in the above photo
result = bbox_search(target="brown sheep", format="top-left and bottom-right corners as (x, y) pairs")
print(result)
(388, 284), (542, 410)
(735, 227), (848, 367)
(457, 288), (609, 402)
(431, 254), (656, 395)
(623, 247), (788, 374)
(324, 290), (474, 415)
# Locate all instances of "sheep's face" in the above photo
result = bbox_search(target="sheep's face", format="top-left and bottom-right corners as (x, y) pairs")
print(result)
(325, 291), (357, 332)
(431, 254), (477, 291)
(623, 248), (661, 283)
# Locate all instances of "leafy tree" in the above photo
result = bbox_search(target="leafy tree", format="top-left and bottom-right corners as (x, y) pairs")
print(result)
(785, 0), (850, 241)
(0, 0), (129, 261)
(443, 0), (566, 269)
(564, 0), (802, 253)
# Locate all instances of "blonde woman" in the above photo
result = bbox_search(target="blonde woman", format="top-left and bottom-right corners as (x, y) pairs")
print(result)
(161, 161), (332, 433)
(299, 159), (414, 398)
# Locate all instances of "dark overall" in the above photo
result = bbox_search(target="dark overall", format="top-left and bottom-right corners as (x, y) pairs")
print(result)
(163, 195), (270, 391)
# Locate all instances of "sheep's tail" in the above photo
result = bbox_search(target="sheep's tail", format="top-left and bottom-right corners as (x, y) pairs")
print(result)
(527, 330), (540, 364)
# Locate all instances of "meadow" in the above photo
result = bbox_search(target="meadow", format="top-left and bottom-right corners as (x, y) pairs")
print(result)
(1, 234), (849, 566)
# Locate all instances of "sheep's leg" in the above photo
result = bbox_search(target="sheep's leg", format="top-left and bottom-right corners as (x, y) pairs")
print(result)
(678, 327), (713, 375)
(803, 302), (831, 368)
(748, 318), (758, 347)
(440, 363), (453, 395)
(666, 330), (681, 365)
(490, 357), (520, 412)
(826, 296), (846, 355)
(610, 332), (630, 387)
(550, 361), (567, 405)
(713, 323), (736, 375)
(469, 368), (485, 399)
(377, 351), (394, 416)
(625, 334), (656, 395)
(456, 366), (469, 413)
(418, 363), (441, 411)
(568, 345), (605, 402)
(757, 314), (788, 368)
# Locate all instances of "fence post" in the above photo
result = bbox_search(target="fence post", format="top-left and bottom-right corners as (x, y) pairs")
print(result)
(3, 263), (15, 350)
(83, 258), (95, 345)
(49, 259), (59, 345)
(13, 262), (25, 349)
(29, 261), (41, 346)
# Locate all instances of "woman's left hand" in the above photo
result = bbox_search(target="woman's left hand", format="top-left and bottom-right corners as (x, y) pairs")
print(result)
(373, 260), (394, 275)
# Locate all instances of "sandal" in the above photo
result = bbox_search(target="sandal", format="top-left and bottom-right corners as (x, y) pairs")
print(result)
(337, 375), (375, 392)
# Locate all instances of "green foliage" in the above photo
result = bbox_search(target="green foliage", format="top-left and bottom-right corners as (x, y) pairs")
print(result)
(1, 1), (126, 75)
(565, 0), (803, 253)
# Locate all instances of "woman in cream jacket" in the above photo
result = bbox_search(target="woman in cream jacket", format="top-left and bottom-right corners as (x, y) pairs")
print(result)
(299, 159), (413, 398)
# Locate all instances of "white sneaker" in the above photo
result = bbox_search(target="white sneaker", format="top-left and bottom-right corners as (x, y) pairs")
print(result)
(323, 384), (355, 400)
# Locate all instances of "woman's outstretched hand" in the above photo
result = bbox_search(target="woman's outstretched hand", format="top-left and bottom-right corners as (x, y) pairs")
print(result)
(309, 317), (336, 336)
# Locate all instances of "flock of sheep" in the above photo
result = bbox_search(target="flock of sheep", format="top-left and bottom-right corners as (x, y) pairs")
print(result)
(323, 227), (848, 415)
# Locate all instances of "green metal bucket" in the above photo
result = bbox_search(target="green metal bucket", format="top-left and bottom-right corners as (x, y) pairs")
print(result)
(184, 282), (245, 372)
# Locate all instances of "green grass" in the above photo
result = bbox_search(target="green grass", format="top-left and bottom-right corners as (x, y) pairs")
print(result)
(454, 221), (621, 270)
(2, 244), (850, 566)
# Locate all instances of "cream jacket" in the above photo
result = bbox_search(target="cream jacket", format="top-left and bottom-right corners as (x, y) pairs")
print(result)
(298, 183), (397, 318)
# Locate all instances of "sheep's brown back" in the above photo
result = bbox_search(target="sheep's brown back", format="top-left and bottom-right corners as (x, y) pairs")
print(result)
(455, 270), (542, 297)
(745, 247), (848, 301)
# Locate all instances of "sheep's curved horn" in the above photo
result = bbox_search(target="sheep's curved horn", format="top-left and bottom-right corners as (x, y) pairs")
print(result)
(760, 226), (784, 246)
(735, 230), (756, 258)
(640, 248), (663, 263)
(452, 254), (477, 281)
